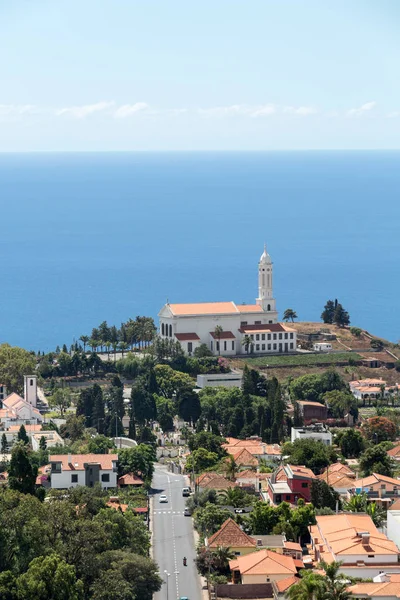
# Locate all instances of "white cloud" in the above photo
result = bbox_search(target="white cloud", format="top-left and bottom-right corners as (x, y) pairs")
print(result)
(198, 104), (276, 117)
(56, 101), (115, 119)
(346, 101), (377, 117)
(0, 104), (37, 116)
(113, 102), (148, 118)
(283, 105), (318, 116)
(387, 111), (400, 118)
(250, 104), (276, 117)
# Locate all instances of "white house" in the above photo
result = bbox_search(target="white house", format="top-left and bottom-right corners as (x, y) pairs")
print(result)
(0, 375), (43, 427)
(49, 453), (118, 489)
(31, 431), (64, 451)
(158, 246), (297, 356)
(291, 424), (332, 445)
(313, 342), (332, 352)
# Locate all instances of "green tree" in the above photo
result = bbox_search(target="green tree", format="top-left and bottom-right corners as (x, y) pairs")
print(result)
(188, 431), (227, 458)
(370, 338), (384, 351)
(18, 424), (29, 445)
(194, 343), (213, 358)
(88, 435), (115, 454)
(49, 388), (71, 417)
(321, 300), (335, 325)
(8, 442), (38, 495)
(324, 389), (358, 420)
(333, 303), (350, 327)
(194, 504), (233, 535)
(91, 551), (161, 600)
(93, 508), (150, 555)
(224, 455), (238, 481)
(214, 326), (224, 355)
(339, 429), (365, 458)
(0, 571), (17, 600)
(310, 479), (341, 510)
(79, 335), (89, 352)
(118, 444), (156, 480)
(283, 308), (298, 322)
(242, 335), (253, 354)
(288, 569), (325, 600)
(0, 344), (36, 394)
(60, 414), (85, 443)
(39, 436), (47, 451)
(16, 554), (83, 600)
(282, 438), (337, 473)
(359, 444), (394, 477)
(186, 448), (219, 472)
(1, 432), (7, 455)
(350, 327), (362, 337)
(178, 389), (201, 424)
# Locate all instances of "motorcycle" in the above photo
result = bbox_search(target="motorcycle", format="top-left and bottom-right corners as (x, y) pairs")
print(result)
(183, 557), (187, 567)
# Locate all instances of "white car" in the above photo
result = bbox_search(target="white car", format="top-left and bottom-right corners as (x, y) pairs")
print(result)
(159, 494), (168, 503)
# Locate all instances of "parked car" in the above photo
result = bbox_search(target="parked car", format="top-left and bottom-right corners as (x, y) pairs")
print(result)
(182, 487), (190, 497)
(159, 495), (168, 503)
(184, 508), (191, 516)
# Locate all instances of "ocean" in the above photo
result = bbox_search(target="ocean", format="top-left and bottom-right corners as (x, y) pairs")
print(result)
(0, 151), (399, 351)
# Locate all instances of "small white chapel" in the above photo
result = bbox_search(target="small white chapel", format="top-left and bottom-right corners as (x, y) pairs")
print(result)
(158, 246), (297, 356)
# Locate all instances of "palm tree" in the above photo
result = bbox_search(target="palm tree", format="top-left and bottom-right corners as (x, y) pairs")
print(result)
(218, 487), (241, 506)
(366, 501), (386, 527)
(319, 561), (349, 600)
(112, 341), (118, 361)
(105, 341), (111, 360)
(89, 338), (96, 353)
(224, 455), (238, 481)
(80, 335), (89, 353)
(211, 546), (235, 574)
(214, 325), (223, 356)
(242, 335), (253, 355)
(283, 308), (298, 322)
(344, 492), (368, 513)
(288, 571), (325, 600)
(119, 341), (129, 358)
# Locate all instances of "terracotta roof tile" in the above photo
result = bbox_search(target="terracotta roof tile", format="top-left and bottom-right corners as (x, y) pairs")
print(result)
(49, 453), (118, 471)
(208, 518), (257, 549)
(229, 549), (299, 576)
(118, 473), (144, 486)
(174, 333), (200, 341)
(210, 331), (236, 339)
(169, 302), (239, 316)
(276, 576), (299, 592)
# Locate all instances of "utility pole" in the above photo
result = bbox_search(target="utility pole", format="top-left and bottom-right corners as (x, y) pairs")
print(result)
(164, 571), (170, 600)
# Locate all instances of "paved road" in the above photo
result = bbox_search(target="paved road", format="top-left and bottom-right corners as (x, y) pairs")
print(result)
(152, 465), (202, 600)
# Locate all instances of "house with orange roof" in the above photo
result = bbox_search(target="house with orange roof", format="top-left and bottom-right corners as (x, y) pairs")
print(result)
(348, 575), (400, 600)
(388, 445), (400, 462)
(223, 437), (282, 462)
(310, 514), (400, 578)
(195, 472), (236, 491)
(273, 576), (300, 600)
(206, 518), (257, 556)
(158, 247), (297, 356)
(49, 454), (118, 489)
(118, 473), (144, 487)
(229, 549), (303, 584)
(1, 392), (43, 425)
(347, 473), (400, 507)
(268, 464), (316, 505)
(227, 447), (259, 470)
(317, 464), (356, 495)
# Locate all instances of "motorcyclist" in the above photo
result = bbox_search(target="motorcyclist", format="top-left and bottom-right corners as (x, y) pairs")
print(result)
(183, 556), (187, 566)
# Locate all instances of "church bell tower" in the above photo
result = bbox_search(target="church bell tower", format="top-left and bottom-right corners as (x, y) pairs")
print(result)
(256, 244), (276, 313)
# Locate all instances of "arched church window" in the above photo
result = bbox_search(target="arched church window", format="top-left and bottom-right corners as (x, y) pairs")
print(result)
(169, 324), (172, 337)
(267, 304), (271, 311)
(161, 323), (165, 336)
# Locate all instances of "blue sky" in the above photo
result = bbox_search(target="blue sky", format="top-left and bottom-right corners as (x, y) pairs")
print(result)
(1, 0), (400, 150)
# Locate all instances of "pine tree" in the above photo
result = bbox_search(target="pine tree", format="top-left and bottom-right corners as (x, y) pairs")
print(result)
(18, 424), (29, 445)
(128, 411), (136, 439)
(321, 299), (335, 324)
(92, 384), (105, 433)
(8, 442), (37, 495)
(333, 303), (350, 327)
(293, 401), (304, 427)
(242, 364), (254, 396)
(1, 432), (7, 455)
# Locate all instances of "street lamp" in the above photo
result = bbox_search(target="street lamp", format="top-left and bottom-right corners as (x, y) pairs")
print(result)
(164, 570), (170, 600)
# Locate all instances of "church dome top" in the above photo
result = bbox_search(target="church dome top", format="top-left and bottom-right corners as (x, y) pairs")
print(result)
(259, 244), (272, 264)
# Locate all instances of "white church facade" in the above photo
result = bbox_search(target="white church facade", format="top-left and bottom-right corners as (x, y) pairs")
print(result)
(158, 246), (297, 357)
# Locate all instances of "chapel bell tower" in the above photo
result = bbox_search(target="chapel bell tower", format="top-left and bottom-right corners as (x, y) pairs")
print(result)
(256, 244), (276, 313)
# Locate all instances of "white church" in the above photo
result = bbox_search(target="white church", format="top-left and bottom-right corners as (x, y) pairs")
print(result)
(158, 246), (297, 357)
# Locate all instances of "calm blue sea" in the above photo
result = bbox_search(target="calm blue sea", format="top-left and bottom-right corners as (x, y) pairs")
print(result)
(0, 151), (399, 351)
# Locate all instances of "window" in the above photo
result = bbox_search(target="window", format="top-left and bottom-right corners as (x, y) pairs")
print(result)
(216, 342), (220, 352)
(267, 304), (271, 311)
(240, 321), (248, 326)
(250, 335), (254, 340)
(267, 334), (271, 340)
(234, 551), (241, 556)
(210, 341), (213, 351)
(232, 341), (235, 350)
(284, 333), (288, 339)
(256, 334), (260, 341)
(368, 555), (375, 558)
(169, 324), (172, 337)
(290, 343), (294, 349)
(161, 323), (165, 335)
(101, 474), (110, 482)
(290, 333), (294, 339)
(262, 334), (265, 340)
(255, 320), (261, 324)
(262, 344), (265, 350)
(256, 344), (260, 351)
(188, 342), (193, 353)
(71, 474), (78, 483)
(273, 333), (277, 340)
(302, 482), (308, 488)
(269, 320), (273, 324)
(268, 344), (271, 350)
(381, 484), (386, 489)
(30, 379), (34, 386)
(224, 341), (227, 351)
(273, 343), (277, 350)
(279, 333), (282, 340)
(286, 495), (291, 501)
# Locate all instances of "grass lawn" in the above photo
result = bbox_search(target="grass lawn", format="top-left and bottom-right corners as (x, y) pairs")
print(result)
(236, 352), (362, 368)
